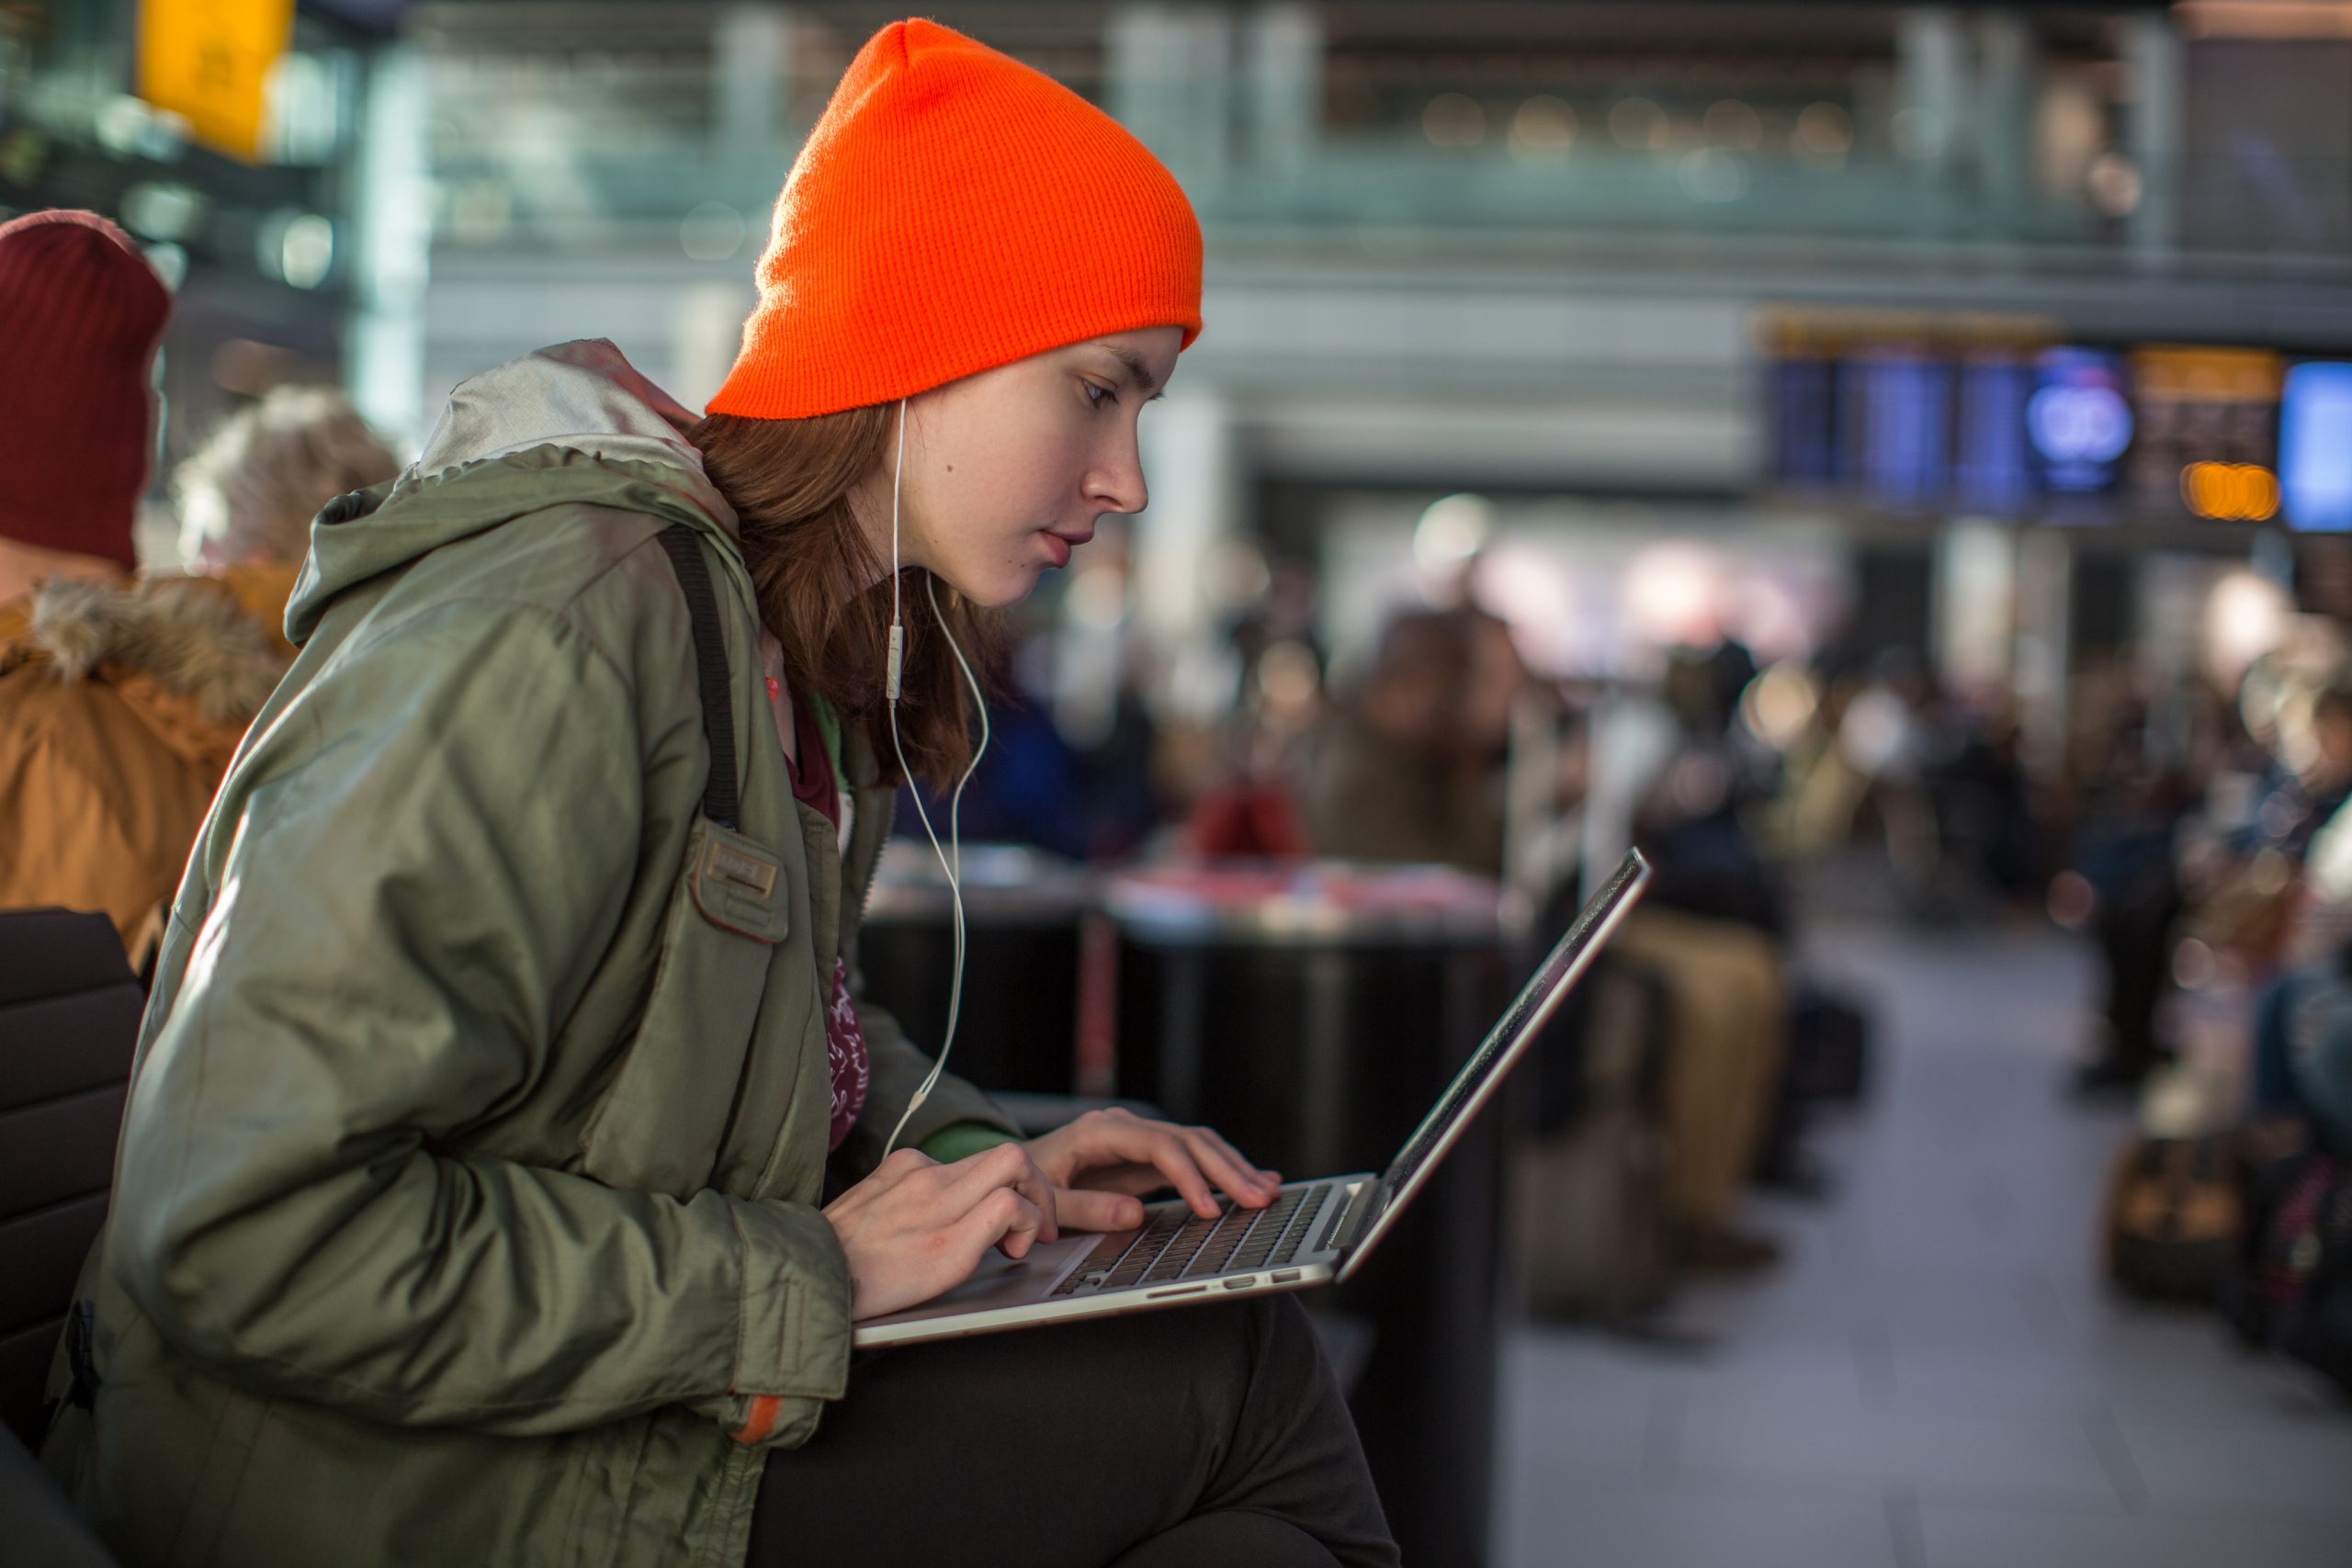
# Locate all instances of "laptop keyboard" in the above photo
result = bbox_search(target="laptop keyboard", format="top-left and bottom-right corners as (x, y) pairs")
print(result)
(1049, 1183), (1336, 1298)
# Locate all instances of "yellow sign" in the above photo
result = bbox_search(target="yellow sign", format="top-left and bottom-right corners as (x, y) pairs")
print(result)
(138, 0), (293, 164)
(2181, 461), (2280, 523)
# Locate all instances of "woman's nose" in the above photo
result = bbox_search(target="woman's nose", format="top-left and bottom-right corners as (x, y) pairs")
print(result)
(1090, 433), (1148, 516)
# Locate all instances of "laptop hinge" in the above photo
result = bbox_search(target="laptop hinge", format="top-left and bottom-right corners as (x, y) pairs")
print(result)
(1323, 1179), (1383, 1252)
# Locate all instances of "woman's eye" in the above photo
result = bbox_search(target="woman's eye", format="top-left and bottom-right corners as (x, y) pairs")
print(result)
(1084, 382), (1115, 409)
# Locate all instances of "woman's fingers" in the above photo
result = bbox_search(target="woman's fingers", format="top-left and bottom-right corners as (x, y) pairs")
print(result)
(1176, 1126), (1280, 1209)
(961, 1184), (1046, 1260)
(1021, 1112), (1283, 1224)
(859, 1145), (938, 1197)
(1118, 1125), (1219, 1218)
(1050, 1185), (1148, 1233)
(1125, 1122), (1272, 1214)
(943, 1142), (1060, 1244)
(822, 1145), (934, 1220)
(1183, 1126), (1283, 1200)
(1046, 1113), (1282, 1215)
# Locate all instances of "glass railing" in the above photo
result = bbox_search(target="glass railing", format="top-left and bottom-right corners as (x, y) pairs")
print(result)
(418, 131), (2116, 255)
(407, 26), (2342, 265)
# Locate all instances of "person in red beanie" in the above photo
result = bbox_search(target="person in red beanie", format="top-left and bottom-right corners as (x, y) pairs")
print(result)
(0, 210), (307, 969)
(45, 23), (1396, 1568)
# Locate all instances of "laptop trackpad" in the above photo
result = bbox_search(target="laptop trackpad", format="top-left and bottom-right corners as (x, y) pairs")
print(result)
(860, 1232), (1102, 1326)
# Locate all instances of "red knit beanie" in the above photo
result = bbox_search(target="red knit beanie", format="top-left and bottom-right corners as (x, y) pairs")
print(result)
(0, 210), (170, 571)
(708, 19), (1202, 421)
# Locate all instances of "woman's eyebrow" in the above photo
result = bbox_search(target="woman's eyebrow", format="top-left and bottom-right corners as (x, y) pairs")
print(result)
(1093, 342), (1165, 398)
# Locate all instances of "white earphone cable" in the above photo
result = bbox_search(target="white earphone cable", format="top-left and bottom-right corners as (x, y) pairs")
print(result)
(879, 399), (991, 1159)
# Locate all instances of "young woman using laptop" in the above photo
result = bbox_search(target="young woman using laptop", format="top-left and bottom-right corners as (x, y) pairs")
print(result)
(42, 21), (1395, 1568)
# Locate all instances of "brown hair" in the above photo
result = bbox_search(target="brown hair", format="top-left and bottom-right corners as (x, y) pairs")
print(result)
(689, 409), (1001, 790)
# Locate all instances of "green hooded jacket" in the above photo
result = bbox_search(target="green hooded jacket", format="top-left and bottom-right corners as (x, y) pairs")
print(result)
(40, 341), (1017, 1567)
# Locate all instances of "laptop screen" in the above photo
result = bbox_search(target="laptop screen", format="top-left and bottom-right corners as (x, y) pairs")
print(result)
(1369, 850), (1651, 1224)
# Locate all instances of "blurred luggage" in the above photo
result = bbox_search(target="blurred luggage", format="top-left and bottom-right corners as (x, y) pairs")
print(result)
(2223, 1120), (2311, 1345)
(2272, 1159), (2352, 1393)
(0, 908), (141, 1446)
(2227, 1140), (2352, 1393)
(2102, 1133), (2240, 1303)
(1515, 956), (1674, 1324)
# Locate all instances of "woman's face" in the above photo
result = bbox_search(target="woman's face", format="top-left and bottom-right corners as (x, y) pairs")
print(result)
(884, 326), (1182, 608)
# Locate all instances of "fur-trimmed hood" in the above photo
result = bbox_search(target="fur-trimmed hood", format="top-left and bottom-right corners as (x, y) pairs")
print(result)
(1, 564), (298, 766)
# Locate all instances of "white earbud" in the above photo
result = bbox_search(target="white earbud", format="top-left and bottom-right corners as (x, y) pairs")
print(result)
(880, 396), (991, 1159)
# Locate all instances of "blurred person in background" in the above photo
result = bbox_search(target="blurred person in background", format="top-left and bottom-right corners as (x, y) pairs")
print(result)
(2063, 671), (2202, 1090)
(0, 211), (302, 972)
(895, 621), (1089, 859)
(1608, 643), (1792, 1268)
(1314, 615), (1792, 1268)
(1182, 595), (1329, 861)
(2077, 664), (2352, 1092)
(1926, 694), (2043, 908)
(175, 384), (401, 580)
(2248, 694), (2352, 1154)
(1304, 607), (1511, 873)
(42, 24), (1393, 1568)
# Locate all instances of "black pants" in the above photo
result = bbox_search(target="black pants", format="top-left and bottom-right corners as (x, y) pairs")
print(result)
(2097, 858), (2183, 1074)
(749, 1294), (1397, 1568)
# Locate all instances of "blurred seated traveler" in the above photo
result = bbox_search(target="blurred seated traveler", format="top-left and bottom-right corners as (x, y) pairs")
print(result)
(1187, 619), (1324, 859)
(2242, 685), (2352, 1148)
(39, 26), (1392, 1568)
(1313, 617), (1787, 1269)
(1612, 647), (1790, 1268)
(1305, 608), (1507, 874)
(0, 213), (282, 971)
(2119, 678), (2352, 1098)
(2255, 978), (2352, 1153)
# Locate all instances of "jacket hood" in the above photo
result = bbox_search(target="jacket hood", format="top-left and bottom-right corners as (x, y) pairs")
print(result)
(3, 567), (294, 724)
(287, 340), (740, 645)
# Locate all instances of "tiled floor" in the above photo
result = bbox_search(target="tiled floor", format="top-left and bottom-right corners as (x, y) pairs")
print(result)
(1493, 919), (2352, 1568)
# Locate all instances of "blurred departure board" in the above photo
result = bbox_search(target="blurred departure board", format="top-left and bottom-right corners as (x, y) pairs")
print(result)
(2127, 347), (2282, 520)
(2026, 348), (2132, 500)
(1842, 346), (1951, 503)
(1954, 353), (2034, 513)
(1763, 309), (2315, 527)
(2281, 362), (2352, 533)
(1762, 310), (2045, 514)
(1769, 353), (1838, 488)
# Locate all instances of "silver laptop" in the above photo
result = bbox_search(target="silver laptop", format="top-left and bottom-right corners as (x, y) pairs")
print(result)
(854, 849), (1652, 1348)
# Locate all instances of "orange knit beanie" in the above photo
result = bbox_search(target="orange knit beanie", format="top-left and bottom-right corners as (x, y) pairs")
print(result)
(707, 19), (1203, 421)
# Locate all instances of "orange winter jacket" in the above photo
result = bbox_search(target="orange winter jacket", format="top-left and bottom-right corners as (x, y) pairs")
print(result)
(0, 563), (296, 966)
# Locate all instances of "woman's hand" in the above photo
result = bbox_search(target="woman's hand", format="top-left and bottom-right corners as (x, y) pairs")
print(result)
(1023, 1106), (1283, 1232)
(822, 1144), (1060, 1321)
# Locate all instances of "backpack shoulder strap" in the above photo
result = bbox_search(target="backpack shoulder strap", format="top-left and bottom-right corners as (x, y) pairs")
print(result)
(651, 524), (741, 832)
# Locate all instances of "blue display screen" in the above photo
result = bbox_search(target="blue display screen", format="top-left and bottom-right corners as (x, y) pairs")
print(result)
(1770, 356), (1838, 487)
(1954, 355), (2032, 513)
(2282, 362), (2352, 533)
(2026, 348), (2133, 496)
(1842, 348), (1949, 504)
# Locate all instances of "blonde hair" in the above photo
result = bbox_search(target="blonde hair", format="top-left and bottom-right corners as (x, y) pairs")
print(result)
(175, 386), (401, 572)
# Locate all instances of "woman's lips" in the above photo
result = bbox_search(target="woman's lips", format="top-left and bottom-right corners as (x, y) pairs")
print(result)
(1041, 529), (1090, 568)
